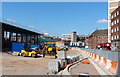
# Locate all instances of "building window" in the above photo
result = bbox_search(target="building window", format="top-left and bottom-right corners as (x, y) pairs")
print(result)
(114, 36), (116, 39)
(117, 19), (119, 23)
(117, 35), (119, 39)
(112, 22), (113, 26)
(117, 11), (119, 16)
(113, 21), (115, 25)
(114, 13), (116, 17)
(111, 29), (113, 33)
(114, 28), (116, 32)
(115, 43), (116, 47)
(117, 27), (119, 31)
(111, 36), (113, 40)
(114, 20), (116, 25)
(98, 41), (100, 44)
(111, 15), (114, 19)
(102, 41), (104, 43)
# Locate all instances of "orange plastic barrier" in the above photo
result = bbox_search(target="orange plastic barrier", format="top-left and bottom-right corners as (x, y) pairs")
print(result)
(81, 61), (90, 64)
(102, 58), (107, 67)
(94, 54), (97, 59)
(97, 56), (101, 63)
(108, 62), (118, 74)
(64, 63), (77, 68)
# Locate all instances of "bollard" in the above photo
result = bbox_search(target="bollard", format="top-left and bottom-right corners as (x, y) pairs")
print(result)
(48, 60), (61, 74)
(58, 59), (67, 69)
(57, 51), (67, 60)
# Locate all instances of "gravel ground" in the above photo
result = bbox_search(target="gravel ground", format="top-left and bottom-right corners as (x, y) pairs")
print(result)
(2, 49), (78, 75)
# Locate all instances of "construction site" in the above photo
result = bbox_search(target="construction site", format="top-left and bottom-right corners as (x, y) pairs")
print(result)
(1, 1), (120, 77)
(1, 22), (120, 77)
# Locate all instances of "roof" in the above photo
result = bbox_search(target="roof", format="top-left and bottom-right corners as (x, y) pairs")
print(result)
(1, 22), (42, 35)
(111, 6), (120, 15)
(78, 35), (89, 37)
(90, 29), (108, 36)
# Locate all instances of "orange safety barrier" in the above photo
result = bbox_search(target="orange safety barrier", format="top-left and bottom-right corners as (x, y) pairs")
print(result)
(79, 49), (118, 75)
(92, 53), (93, 58)
(94, 54), (97, 59)
(97, 56), (101, 63)
(90, 53), (92, 57)
(81, 61), (90, 64)
(102, 58), (107, 67)
(64, 63), (77, 68)
(108, 62), (118, 74)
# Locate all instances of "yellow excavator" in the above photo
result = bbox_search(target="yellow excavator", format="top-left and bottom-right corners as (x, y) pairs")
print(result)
(43, 42), (57, 58)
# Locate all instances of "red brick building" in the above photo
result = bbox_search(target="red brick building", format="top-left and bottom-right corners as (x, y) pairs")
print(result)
(85, 29), (108, 49)
(111, 6), (120, 51)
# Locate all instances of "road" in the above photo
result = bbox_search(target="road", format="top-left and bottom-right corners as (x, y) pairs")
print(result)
(70, 48), (101, 76)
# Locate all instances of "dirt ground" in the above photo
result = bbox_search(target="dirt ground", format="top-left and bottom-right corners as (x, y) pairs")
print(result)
(1, 49), (78, 75)
(2, 53), (55, 75)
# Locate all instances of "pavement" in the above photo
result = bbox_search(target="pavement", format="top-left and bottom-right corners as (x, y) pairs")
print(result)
(70, 49), (102, 76)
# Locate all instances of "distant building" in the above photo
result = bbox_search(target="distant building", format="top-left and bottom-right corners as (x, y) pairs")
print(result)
(61, 34), (71, 46)
(71, 31), (77, 42)
(61, 34), (71, 41)
(111, 6), (120, 51)
(77, 35), (89, 48)
(70, 31), (78, 47)
(86, 29), (108, 49)
(62, 32), (89, 47)
(70, 32), (89, 47)
(77, 35), (88, 42)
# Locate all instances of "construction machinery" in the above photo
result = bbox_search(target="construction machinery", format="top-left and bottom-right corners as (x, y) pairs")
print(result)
(21, 47), (42, 58)
(43, 42), (57, 58)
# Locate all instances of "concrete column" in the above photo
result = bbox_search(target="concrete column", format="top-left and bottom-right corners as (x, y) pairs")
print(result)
(37, 35), (39, 44)
(34, 35), (36, 44)
(16, 33), (18, 42)
(29, 35), (31, 44)
(21, 34), (23, 43)
(6, 31), (7, 40)
(0, 24), (2, 52)
(25, 34), (28, 43)
(9, 32), (12, 41)
(23, 34), (26, 43)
